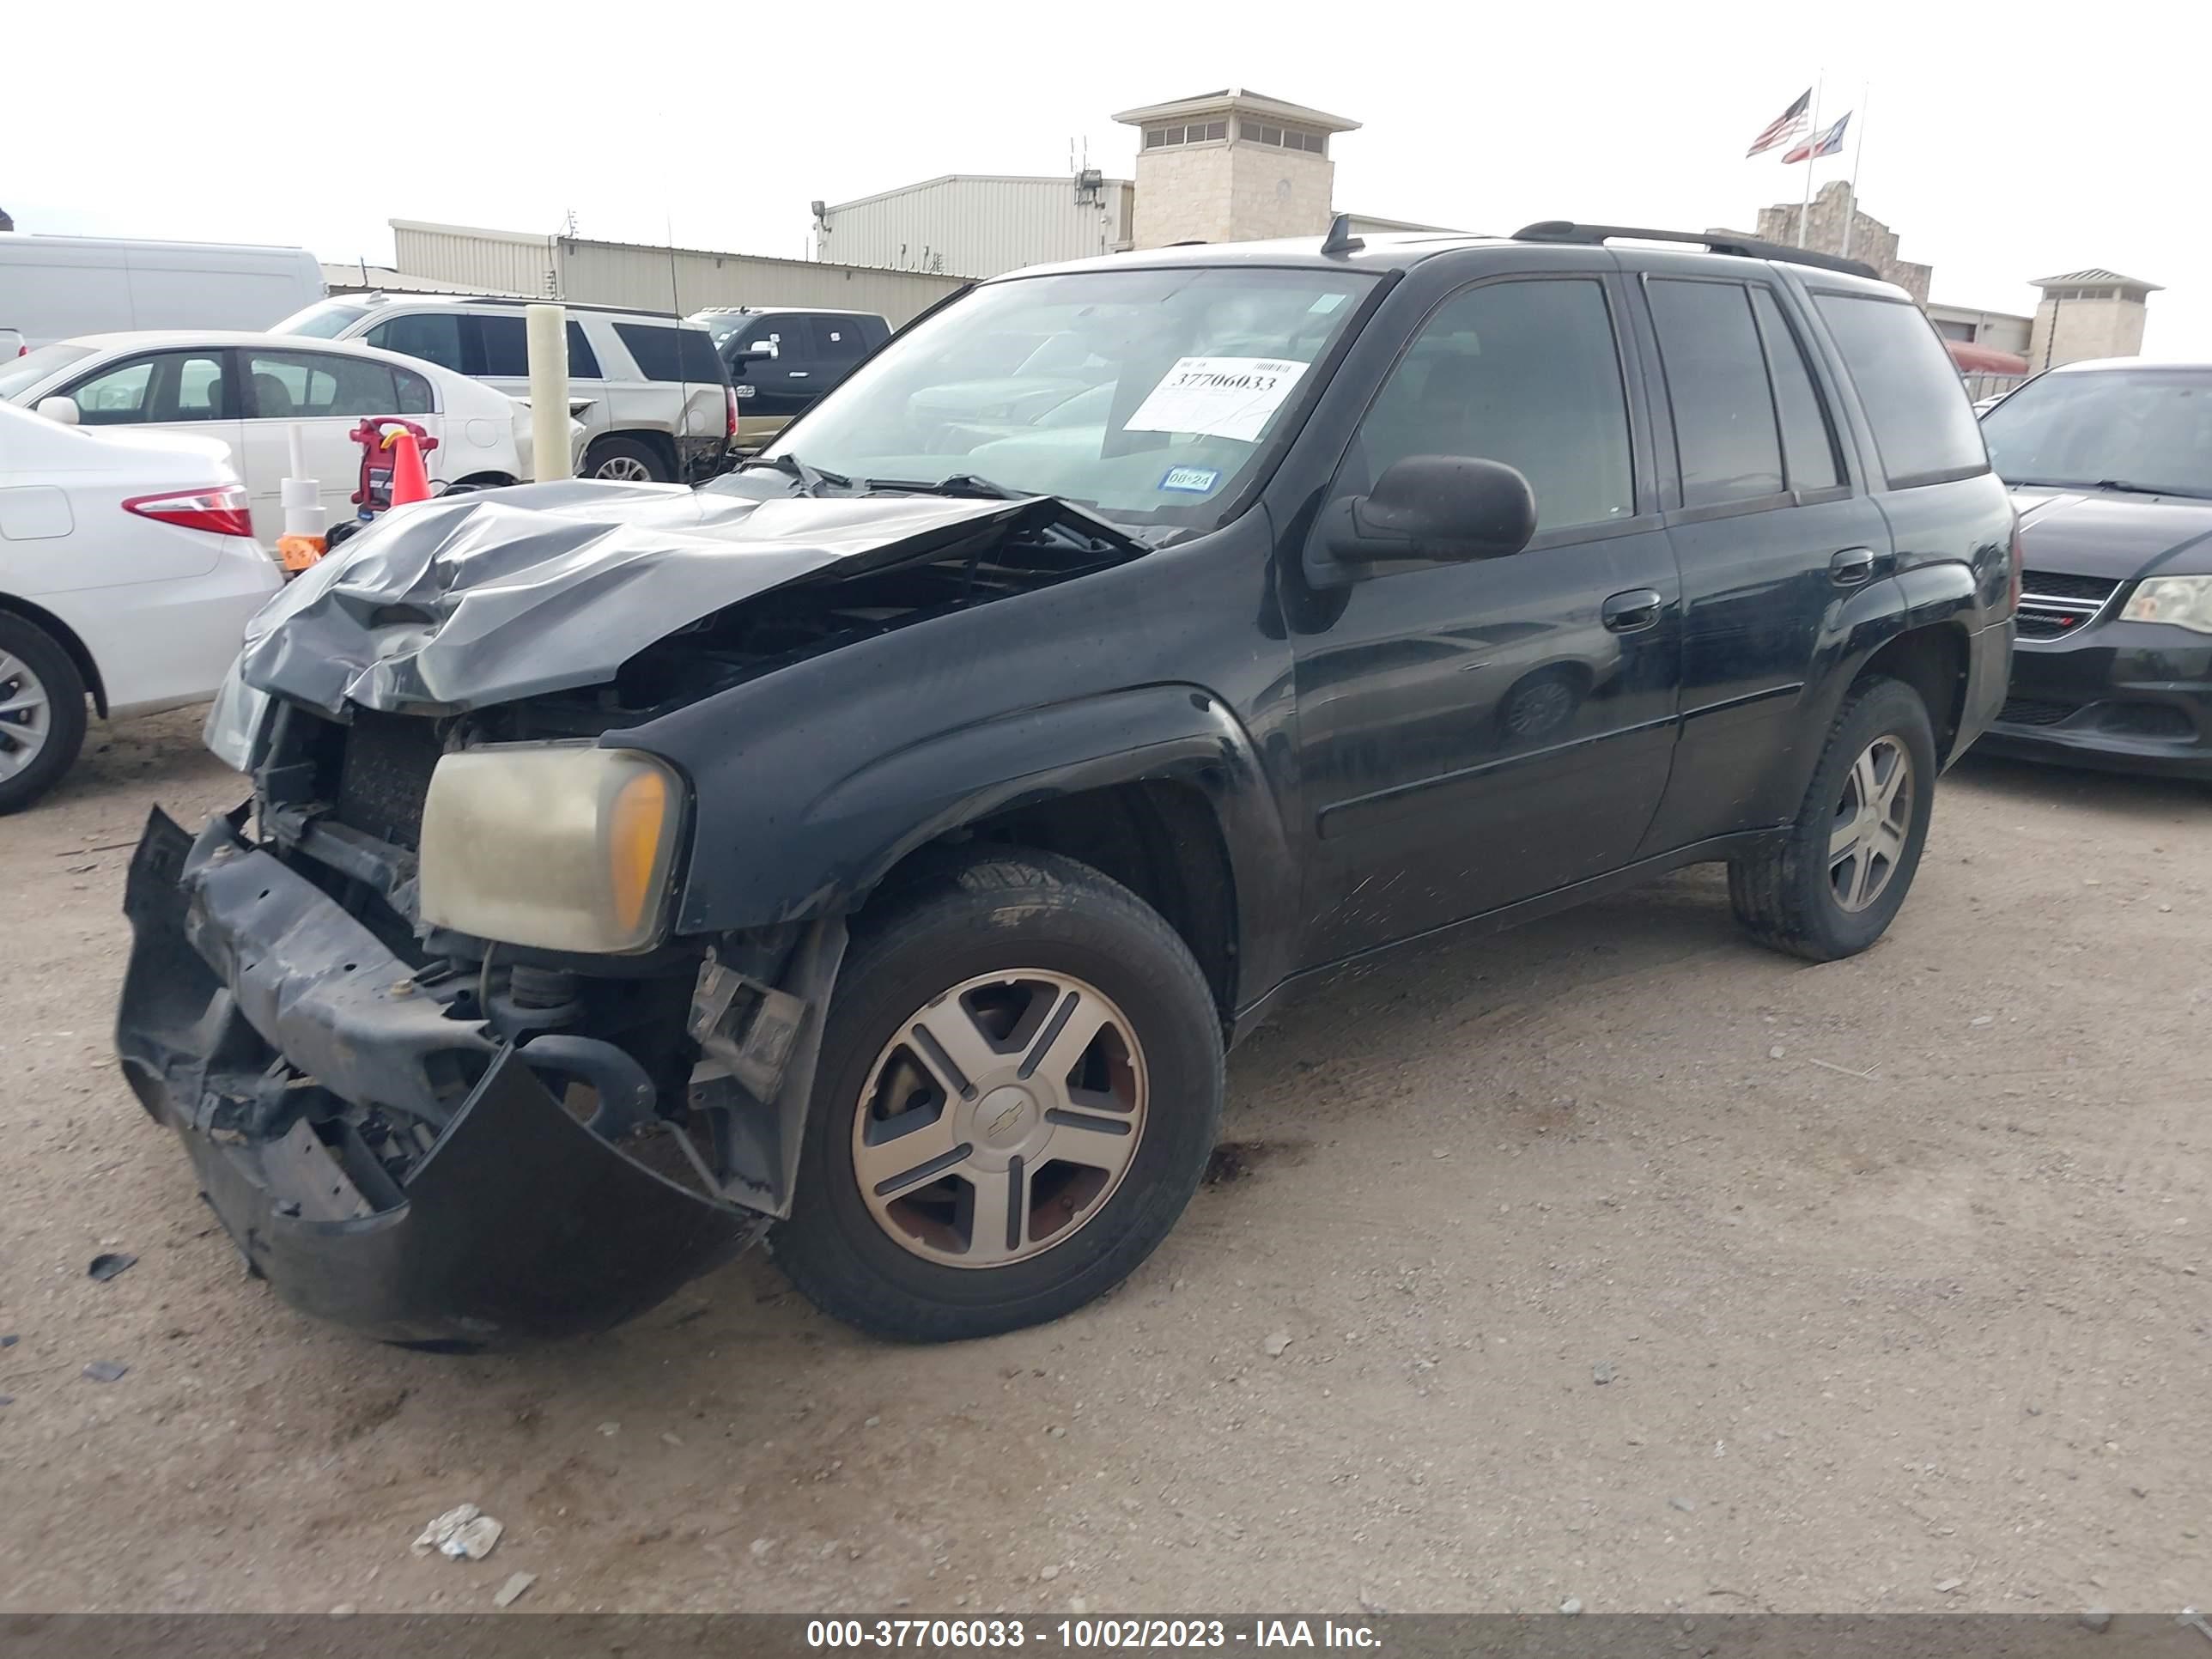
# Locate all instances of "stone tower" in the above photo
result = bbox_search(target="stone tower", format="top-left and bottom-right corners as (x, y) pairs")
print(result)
(2027, 270), (2161, 368)
(1113, 88), (1358, 249)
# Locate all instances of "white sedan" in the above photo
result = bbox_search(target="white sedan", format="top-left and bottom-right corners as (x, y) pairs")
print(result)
(0, 330), (568, 550)
(0, 401), (282, 811)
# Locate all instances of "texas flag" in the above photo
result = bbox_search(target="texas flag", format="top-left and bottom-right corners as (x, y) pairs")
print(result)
(1784, 112), (1850, 163)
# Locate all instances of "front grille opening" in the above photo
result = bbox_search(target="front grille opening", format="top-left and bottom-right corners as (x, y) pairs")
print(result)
(2016, 571), (2122, 641)
(2021, 571), (2122, 603)
(1999, 696), (2079, 728)
(335, 710), (447, 848)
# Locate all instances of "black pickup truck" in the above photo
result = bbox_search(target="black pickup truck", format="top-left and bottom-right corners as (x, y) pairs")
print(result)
(118, 221), (2015, 1349)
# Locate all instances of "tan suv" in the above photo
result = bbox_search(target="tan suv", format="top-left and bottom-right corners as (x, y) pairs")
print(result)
(274, 295), (735, 482)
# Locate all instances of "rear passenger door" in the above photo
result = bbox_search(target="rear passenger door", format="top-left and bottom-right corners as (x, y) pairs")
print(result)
(1623, 260), (1894, 851)
(807, 315), (872, 394)
(237, 348), (437, 538)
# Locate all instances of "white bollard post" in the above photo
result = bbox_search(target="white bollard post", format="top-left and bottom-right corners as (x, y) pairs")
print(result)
(526, 303), (572, 482)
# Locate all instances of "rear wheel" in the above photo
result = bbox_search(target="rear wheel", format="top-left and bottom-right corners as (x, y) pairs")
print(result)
(0, 615), (88, 816)
(584, 436), (668, 483)
(1729, 675), (1937, 961)
(770, 850), (1224, 1341)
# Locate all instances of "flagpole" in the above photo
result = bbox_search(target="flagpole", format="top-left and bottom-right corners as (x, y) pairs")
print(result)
(1797, 70), (1824, 246)
(1840, 82), (1870, 258)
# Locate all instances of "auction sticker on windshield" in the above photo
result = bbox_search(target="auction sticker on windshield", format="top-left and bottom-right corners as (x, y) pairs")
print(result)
(1125, 357), (1310, 443)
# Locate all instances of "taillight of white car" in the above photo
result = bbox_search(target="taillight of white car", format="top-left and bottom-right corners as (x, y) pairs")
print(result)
(725, 385), (738, 441)
(124, 485), (255, 538)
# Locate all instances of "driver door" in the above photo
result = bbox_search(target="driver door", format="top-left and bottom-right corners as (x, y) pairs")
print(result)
(1289, 273), (1683, 961)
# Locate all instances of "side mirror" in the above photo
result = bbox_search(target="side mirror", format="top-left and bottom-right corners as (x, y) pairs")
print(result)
(733, 339), (779, 366)
(1313, 455), (1536, 584)
(35, 395), (80, 426)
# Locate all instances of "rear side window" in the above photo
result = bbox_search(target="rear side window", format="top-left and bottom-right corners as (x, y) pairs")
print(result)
(246, 350), (403, 420)
(1748, 287), (1842, 491)
(1814, 293), (1987, 488)
(474, 314), (602, 379)
(1647, 279), (1784, 508)
(678, 327), (726, 384)
(565, 322), (601, 379)
(613, 324), (678, 380)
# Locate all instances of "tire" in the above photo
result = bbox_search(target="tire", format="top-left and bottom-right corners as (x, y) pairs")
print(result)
(1729, 675), (1937, 962)
(770, 850), (1224, 1342)
(0, 614), (89, 816)
(584, 436), (669, 483)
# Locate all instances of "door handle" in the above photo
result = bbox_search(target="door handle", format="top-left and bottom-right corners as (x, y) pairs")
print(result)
(1601, 588), (1664, 633)
(1830, 546), (1877, 586)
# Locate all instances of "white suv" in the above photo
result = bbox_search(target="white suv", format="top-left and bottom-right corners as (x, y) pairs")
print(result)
(275, 295), (734, 483)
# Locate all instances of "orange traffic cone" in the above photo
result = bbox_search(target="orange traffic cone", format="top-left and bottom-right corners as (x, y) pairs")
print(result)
(384, 428), (433, 506)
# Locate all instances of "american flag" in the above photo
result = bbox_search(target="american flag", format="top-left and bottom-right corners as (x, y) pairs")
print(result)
(1784, 112), (1851, 163)
(1747, 89), (1811, 157)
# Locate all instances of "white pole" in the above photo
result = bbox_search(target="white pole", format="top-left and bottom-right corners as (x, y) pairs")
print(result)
(526, 302), (572, 483)
(1840, 82), (1871, 259)
(1797, 71), (1824, 247)
(287, 422), (307, 484)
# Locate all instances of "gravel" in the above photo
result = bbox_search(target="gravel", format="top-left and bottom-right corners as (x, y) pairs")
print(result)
(2, 713), (2205, 1613)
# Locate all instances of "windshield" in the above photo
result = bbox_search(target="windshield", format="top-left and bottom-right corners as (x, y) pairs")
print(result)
(271, 299), (372, 339)
(744, 265), (1377, 532)
(1981, 368), (2212, 499)
(0, 343), (94, 403)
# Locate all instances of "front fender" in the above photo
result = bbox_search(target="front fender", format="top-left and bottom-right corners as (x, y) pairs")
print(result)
(665, 682), (1297, 974)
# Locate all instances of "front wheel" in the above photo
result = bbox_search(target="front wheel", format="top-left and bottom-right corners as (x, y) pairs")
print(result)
(1729, 675), (1938, 961)
(770, 851), (1224, 1341)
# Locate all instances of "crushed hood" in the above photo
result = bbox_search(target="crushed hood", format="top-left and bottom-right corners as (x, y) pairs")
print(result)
(228, 480), (1046, 719)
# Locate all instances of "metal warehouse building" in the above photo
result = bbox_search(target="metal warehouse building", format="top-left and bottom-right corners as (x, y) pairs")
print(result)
(387, 221), (963, 325)
(813, 173), (1138, 280)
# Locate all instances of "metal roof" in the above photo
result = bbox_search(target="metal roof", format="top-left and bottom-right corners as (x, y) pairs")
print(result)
(1111, 88), (1360, 132)
(2030, 268), (2163, 292)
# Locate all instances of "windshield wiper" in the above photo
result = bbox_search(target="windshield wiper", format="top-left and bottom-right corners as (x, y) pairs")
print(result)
(2089, 478), (2212, 500)
(740, 452), (850, 495)
(858, 472), (1027, 501)
(2008, 476), (2212, 500)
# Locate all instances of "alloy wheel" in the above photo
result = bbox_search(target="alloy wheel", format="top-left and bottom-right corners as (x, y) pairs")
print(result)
(592, 454), (656, 483)
(1828, 735), (1914, 912)
(0, 651), (52, 781)
(852, 969), (1149, 1268)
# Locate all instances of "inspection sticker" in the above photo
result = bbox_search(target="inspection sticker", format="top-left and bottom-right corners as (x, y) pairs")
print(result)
(1124, 356), (1309, 443)
(1158, 465), (1222, 494)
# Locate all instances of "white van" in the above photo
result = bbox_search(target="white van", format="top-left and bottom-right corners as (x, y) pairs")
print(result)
(0, 236), (324, 350)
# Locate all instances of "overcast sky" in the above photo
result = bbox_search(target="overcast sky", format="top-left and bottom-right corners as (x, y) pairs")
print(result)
(13, 0), (2209, 355)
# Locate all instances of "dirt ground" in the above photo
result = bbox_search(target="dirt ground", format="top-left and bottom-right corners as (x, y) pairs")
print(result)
(1, 704), (2205, 1616)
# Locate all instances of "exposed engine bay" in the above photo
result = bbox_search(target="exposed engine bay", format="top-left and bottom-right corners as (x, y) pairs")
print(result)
(119, 479), (1151, 1346)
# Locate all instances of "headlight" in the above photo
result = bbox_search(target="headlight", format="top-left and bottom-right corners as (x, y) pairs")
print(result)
(2121, 575), (2212, 635)
(418, 744), (684, 954)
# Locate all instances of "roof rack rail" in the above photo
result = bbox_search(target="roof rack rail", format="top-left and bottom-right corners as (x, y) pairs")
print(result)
(1511, 221), (1881, 282)
(455, 295), (685, 319)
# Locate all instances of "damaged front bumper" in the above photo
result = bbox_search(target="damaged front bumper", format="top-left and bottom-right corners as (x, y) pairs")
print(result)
(115, 809), (769, 1348)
